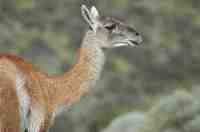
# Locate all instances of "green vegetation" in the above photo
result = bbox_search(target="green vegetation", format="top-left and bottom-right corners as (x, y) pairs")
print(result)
(0, 0), (199, 132)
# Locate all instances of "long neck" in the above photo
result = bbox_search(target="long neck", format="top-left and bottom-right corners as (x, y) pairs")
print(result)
(48, 31), (105, 108)
(71, 30), (105, 81)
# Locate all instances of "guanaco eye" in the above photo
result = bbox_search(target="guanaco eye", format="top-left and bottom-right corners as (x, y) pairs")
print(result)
(104, 23), (116, 31)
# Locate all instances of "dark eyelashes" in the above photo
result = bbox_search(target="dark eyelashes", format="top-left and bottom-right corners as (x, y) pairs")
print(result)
(104, 23), (116, 30)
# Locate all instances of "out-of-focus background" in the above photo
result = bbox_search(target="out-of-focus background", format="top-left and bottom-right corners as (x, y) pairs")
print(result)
(0, 0), (200, 132)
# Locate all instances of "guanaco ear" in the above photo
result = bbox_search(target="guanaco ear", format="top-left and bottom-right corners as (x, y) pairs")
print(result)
(81, 5), (100, 32)
(90, 6), (100, 20)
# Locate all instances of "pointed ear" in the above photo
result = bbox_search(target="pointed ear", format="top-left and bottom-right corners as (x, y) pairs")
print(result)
(90, 6), (100, 19)
(81, 5), (99, 32)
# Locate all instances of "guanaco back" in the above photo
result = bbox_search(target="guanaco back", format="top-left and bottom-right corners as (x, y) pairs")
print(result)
(0, 5), (142, 132)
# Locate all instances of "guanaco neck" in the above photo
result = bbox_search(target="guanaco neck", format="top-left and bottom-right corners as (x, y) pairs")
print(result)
(46, 30), (105, 109)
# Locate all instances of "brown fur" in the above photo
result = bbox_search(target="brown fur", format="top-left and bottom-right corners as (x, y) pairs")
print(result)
(0, 75), (20, 132)
(0, 57), (21, 132)
(0, 47), (102, 132)
(0, 4), (142, 132)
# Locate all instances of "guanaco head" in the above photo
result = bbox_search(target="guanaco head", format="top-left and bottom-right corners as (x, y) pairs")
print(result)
(81, 5), (143, 48)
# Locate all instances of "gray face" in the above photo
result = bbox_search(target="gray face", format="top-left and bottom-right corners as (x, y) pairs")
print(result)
(81, 5), (143, 48)
(98, 17), (143, 48)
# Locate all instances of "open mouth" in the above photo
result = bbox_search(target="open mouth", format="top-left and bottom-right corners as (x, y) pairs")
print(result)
(113, 39), (141, 47)
(129, 40), (139, 46)
(113, 41), (138, 47)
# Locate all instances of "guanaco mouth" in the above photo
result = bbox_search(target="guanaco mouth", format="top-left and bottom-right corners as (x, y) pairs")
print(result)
(113, 40), (140, 47)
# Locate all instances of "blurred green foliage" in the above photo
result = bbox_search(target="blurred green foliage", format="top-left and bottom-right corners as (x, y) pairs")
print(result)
(0, 0), (199, 132)
(104, 90), (200, 132)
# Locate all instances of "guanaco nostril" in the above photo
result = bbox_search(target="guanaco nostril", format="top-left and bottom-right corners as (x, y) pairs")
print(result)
(135, 32), (140, 36)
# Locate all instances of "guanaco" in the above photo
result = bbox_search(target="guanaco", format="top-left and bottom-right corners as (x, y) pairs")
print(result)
(0, 5), (142, 132)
